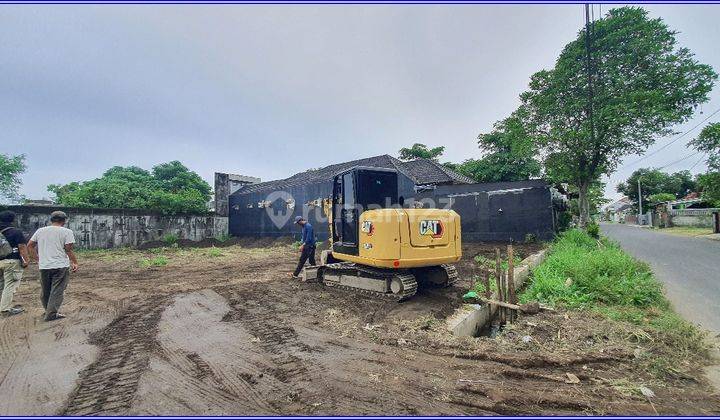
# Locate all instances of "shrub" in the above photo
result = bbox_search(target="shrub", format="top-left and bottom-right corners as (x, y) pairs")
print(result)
(163, 233), (179, 247)
(216, 233), (231, 243)
(521, 229), (664, 308)
(586, 222), (600, 238)
(647, 192), (676, 204)
(557, 212), (573, 232)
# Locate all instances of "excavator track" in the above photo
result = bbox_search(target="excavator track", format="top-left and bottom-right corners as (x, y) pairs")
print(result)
(321, 262), (418, 301)
(440, 264), (459, 286)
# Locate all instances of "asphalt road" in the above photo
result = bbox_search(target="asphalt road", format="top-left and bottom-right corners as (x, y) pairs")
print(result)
(601, 223), (720, 334)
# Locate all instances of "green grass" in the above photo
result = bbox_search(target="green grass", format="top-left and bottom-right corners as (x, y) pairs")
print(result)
(469, 276), (497, 296)
(471, 254), (523, 297)
(215, 233), (231, 243)
(76, 247), (137, 260)
(206, 247), (223, 257)
(162, 233), (179, 247)
(139, 255), (169, 268)
(521, 229), (707, 369)
(521, 229), (665, 308)
(473, 254), (521, 272)
(657, 226), (713, 237)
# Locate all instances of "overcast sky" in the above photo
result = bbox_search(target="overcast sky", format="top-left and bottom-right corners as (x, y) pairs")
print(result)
(2, 4), (719, 202)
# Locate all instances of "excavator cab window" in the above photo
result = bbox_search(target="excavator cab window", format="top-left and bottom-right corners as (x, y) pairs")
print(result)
(341, 172), (357, 247)
(332, 167), (398, 255)
(356, 170), (398, 209)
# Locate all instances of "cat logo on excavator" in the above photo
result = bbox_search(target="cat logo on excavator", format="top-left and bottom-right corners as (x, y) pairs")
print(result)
(361, 220), (374, 236)
(419, 220), (443, 238)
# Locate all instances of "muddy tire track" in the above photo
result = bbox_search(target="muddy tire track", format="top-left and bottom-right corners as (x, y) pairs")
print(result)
(62, 296), (171, 415)
(218, 286), (324, 412)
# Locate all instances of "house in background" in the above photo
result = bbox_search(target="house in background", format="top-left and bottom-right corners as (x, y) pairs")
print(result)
(651, 192), (719, 229)
(225, 154), (564, 242)
(602, 196), (633, 223)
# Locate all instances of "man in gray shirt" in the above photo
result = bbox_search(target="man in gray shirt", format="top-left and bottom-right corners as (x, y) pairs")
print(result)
(28, 211), (79, 321)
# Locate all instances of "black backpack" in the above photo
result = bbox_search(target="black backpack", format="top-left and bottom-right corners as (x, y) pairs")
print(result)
(0, 227), (13, 259)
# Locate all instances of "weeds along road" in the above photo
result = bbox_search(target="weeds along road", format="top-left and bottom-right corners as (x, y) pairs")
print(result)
(601, 223), (720, 334)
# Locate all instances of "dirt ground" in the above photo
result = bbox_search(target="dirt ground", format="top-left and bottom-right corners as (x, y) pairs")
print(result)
(1, 240), (718, 415)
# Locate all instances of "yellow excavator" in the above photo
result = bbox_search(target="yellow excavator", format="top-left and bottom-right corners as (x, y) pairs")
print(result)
(309, 166), (461, 301)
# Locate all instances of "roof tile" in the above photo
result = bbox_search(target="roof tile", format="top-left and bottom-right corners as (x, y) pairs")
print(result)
(235, 154), (471, 195)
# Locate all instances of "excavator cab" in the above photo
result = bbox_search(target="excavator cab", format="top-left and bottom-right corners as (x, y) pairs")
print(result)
(331, 167), (399, 256)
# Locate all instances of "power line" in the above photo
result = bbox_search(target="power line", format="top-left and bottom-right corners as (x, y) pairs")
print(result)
(657, 151), (702, 171)
(687, 153), (707, 172)
(620, 107), (720, 169)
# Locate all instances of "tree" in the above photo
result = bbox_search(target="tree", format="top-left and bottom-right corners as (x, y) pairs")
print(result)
(521, 7), (716, 227)
(689, 122), (720, 170)
(0, 153), (27, 203)
(689, 123), (720, 206)
(152, 161), (212, 198)
(49, 161), (212, 214)
(398, 143), (445, 161)
(697, 172), (720, 207)
(616, 168), (697, 208)
(647, 193), (676, 204)
(565, 180), (610, 219)
(447, 112), (542, 183)
(457, 113), (542, 183)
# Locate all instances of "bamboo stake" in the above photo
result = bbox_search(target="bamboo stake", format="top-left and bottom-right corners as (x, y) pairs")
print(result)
(504, 268), (511, 323)
(483, 272), (492, 299)
(494, 248), (504, 323)
(507, 245), (517, 323)
(494, 248), (503, 301)
(507, 245), (516, 303)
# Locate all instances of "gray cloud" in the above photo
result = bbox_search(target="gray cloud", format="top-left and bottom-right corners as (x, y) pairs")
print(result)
(0, 4), (717, 201)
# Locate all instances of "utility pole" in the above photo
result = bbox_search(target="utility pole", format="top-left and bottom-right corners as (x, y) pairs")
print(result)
(637, 177), (643, 224)
(582, 3), (597, 228)
(584, 4), (596, 147)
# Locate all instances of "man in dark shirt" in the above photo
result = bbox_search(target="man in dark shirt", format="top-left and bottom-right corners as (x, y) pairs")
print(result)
(0, 211), (29, 316)
(291, 216), (316, 279)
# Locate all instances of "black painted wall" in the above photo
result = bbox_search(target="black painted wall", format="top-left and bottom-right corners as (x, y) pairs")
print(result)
(228, 172), (417, 241)
(228, 178), (559, 242)
(414, 180), (556, 242)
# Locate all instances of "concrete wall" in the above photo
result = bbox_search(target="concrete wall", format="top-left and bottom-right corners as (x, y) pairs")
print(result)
(670, 214), (715, 228)
(0, 205), (228, 249)
(652, 209), (720, 228)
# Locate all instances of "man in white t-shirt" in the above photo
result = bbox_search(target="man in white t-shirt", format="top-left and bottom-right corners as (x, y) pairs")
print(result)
(28, 211), (79, 321)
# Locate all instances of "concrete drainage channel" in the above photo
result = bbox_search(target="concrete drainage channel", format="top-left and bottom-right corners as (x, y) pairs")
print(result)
(446, 249), (548, 337)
